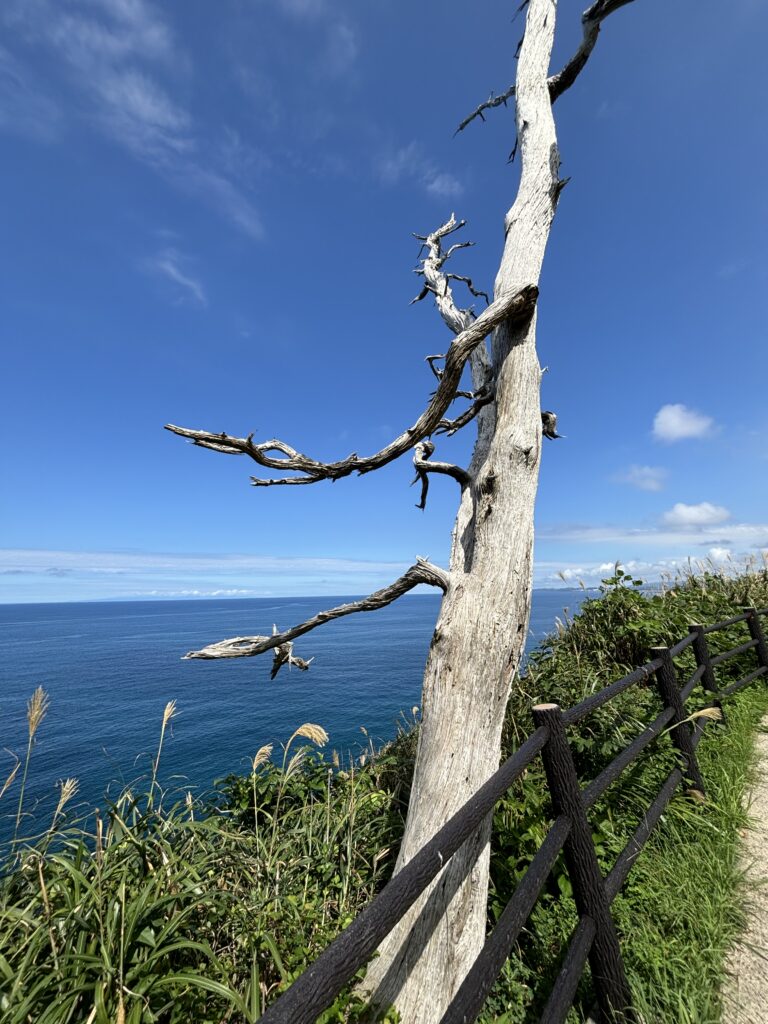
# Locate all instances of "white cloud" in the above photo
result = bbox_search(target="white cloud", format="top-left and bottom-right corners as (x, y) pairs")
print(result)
(616, 464), (667, 492)
(143, 588), (255, 597)
(146, 248), (206, 305)
(662, 502), (730, 528)
(538, 557), (694, 587)
(425, 172), (464, 199)
(708, 547), (732, 562)
(378, 141), (464, 200)
(653, 403), (714, 442)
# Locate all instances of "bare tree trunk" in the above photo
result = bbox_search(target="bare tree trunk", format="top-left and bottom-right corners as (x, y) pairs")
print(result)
(362, 2), (561, 1019)
(166, 3), (636, 1018)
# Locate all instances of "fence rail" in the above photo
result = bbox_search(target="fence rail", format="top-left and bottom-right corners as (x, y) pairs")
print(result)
(260, 605), (768, 1024)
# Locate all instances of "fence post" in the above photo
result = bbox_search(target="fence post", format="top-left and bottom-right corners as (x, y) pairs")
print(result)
(650, 646), (706, 797)
(741, 606), (768, 670)
(532, 703), (634, 1024)
(689, 624), (717, 693)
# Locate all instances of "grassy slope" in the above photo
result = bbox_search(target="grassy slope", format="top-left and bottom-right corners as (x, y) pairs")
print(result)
(2, 566), (767, 1023)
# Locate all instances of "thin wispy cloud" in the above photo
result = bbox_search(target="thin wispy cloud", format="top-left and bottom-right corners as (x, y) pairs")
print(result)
(2, 0), (264, 239)
(539, 520), (768, 550)
(94, 68), (192, 158)
(146, 248), (206, 306)
(0, 549), (417, 576)
(324, 22), (359, 76)
(0, 45), (62, 141)
(270, 0), (359, 79)
(616, 464), (667, 492)
(0, 549), (431, 603)
(653, 403), (714, 442)
(276, 0), (328, 17)
(377, 141), (463, 199)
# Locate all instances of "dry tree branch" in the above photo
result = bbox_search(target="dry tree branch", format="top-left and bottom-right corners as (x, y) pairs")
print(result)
(434, 385), (495, 437)
(456, 0), (637, 134)
(181, 559), (449, 668)
(411, 213), (494, 427)
(411, 441), (470, 510)
(165, 282), (537, 484)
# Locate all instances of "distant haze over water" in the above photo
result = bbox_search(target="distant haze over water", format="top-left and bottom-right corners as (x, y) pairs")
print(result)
(1, 591), (590, 822)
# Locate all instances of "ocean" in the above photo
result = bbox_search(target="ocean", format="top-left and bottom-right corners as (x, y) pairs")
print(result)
(0, 590), (589, 821)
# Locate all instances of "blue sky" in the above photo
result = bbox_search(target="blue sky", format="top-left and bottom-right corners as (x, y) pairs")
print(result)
(1, 0), (767, 603)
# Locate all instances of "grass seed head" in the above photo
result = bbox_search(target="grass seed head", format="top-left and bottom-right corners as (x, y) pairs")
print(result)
(27, 686), (50, 740)
(252, 744), (273, 771)
(55, 777), (79, 814)
(293, 723), (328, 747)
(162, 700), (178, 728)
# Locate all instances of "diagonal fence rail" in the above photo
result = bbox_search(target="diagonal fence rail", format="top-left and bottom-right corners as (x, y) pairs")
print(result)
(259, 605), (768, 1024)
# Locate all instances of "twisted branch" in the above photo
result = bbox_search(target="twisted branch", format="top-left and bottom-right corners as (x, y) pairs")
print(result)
(456, 0), (637, 134)
(411, 214), (494, 431)
(412, 441), (470, 510)
(166, 282), (537, 484)
(182, 559), (449, 666)
(434, 385), (495, 437)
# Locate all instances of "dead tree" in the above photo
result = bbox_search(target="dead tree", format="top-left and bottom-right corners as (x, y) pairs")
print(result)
(166, 2), (637, 1019)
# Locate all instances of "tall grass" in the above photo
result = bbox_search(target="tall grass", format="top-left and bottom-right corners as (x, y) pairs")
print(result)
(0, 699), (407, 1023)
(2, 563), (768, 1022)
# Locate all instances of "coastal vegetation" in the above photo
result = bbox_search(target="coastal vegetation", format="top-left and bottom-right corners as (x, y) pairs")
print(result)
(2, 564), (768, 1023)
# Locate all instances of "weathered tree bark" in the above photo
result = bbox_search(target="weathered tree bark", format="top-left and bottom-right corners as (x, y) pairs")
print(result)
(361, 2), (560, 1018)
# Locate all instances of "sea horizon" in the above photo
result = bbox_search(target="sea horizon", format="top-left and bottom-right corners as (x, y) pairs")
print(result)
(1, 590), (592, 827)
(0, 585), (599, 607)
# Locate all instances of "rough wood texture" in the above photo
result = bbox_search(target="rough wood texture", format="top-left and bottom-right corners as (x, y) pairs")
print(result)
(437, 814), (571, 1024)
(651, 646), (706, 797)
(539, 916), (597, 1024)
(533, 704), (634, 1023)
(361, 4), (563, 1018)
(742, 606), (768, 670)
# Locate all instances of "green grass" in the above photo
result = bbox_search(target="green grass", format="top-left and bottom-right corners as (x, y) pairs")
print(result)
(0, 715), (412, 1022)
(617, 686), (768, 1024)
(2, 562), (768, 1022)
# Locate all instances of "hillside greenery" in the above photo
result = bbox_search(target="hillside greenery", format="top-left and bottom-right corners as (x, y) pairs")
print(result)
(3, 563), (768, 1023)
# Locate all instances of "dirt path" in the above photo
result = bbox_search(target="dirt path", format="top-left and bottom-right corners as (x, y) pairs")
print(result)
(722, 722), (768, 1024)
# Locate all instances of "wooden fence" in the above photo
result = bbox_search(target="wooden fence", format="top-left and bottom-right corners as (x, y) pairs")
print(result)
(259, 605), (768, 1024)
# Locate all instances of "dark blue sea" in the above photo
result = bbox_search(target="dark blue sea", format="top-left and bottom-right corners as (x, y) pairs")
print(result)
(0, 591), (589, 823)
